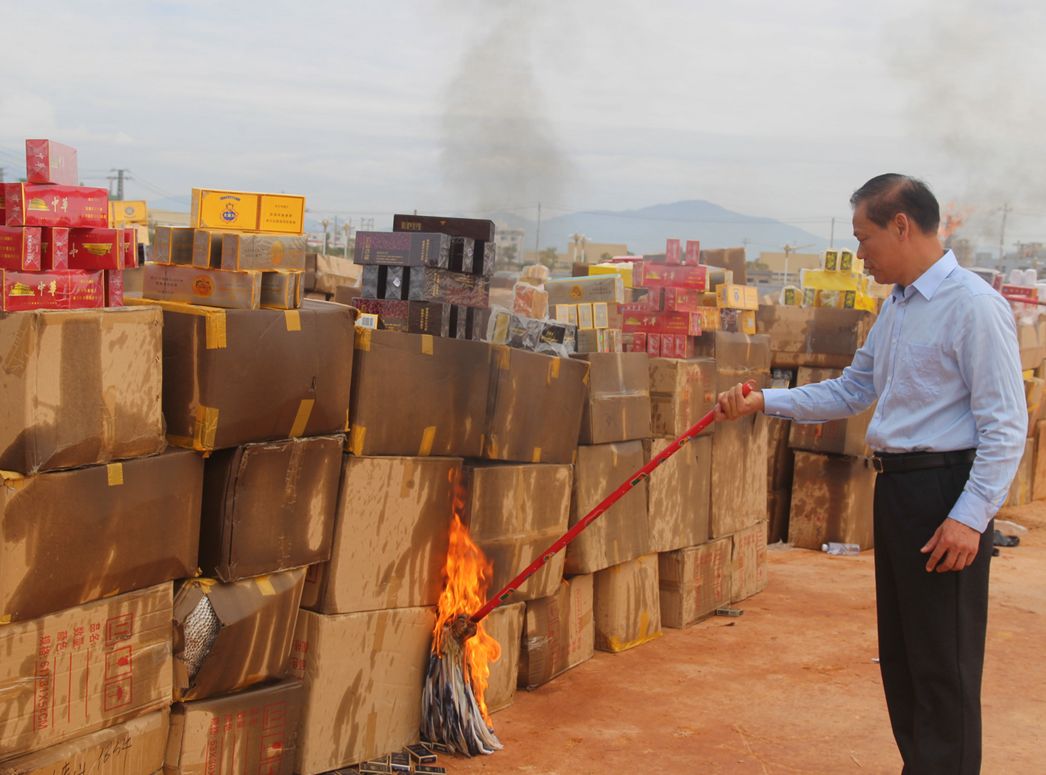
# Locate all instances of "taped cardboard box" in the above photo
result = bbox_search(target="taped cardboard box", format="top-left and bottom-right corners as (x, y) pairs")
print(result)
(173, 568), (306, 702)
(199, 436), (343, 582)
(645, 435), (711, 553)
(0, 450), (201, 623)
(221, 234), (307, 271)
(565, 441), (650, 574)
(0, 710), (168, 775)
(573, 352), (651, 445)
(144, 298), (354, 452)
(483, 346), (589, 464)
(767, 417), (794, 493)
(312, 254), (362, 296)
(484, 602), (524, 715)
(260, 271), (303, 310)
(659, 538), (731, 628)
(1004, 438), (1035, 508)
(0, 306), (164, 474)
(787, 367), (874, 457)
(731, 521), (768, 603)
(593, 554), (662, 653)
(462, 463), (572, 603)
(350, 329), (491, 457)
(291, 607), (435, 774)
(788, 451), (875, 550)
(756, 305), (875, 369)
(701, 247), (747, 285)
(165, 680), (303, 775)
(0, 583), (172, 760)
(649, 358), (717, 439)
(518, 575), (594, 690)
(301, 456), (459, 614)
(767, 487), (791, 546)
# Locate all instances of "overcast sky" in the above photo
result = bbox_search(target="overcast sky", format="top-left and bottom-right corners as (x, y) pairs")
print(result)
(2, 0), (1044, 247)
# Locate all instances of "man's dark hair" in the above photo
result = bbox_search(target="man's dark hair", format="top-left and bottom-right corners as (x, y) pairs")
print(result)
(850, 174), (940, 234)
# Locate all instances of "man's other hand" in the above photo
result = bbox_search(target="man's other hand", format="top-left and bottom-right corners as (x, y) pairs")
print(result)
(921, 517), (981, 572)
(715, 383), (764, 421)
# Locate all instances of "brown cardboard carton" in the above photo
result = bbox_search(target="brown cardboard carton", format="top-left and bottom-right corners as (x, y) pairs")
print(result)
(767, 417), (794, 492)
(312, 255), (361, 296)
(0, 450), (201, 622)
(199, 436), (344, 582)
(645, 435), (711, 553)
(731, 521), (768, 603)
(165, 680), (303, 775)
(1025, 377), (1045, 439)
(788, 451), (875, 550)
(593, 554), (662, 653)
(220, 234), (307, 271)
(461, 463), (571, 603)
(260, 271), (303, 310)
(1004, 438), (1035, 508)
(691, 330), (771, 372)
(291, 607), (435, 774)
(565, 441), (650, 574)
(484, 602), (524, 714)
(756, 305), (875, 369)
(573, 352), (651, 444)
(1034, 420), (1046, 501)
(190, 230), (223, 269)
(143, 265), (262, 310)
(701, 247), (747, 284)
(141, 298), (354, 452)
(151, 226), (194, 264)
(0, 710), (168, 775)
(787, 367), (874, 456)
(0, 583), (172, 759)
(767, 487), (791, 545)
(1017, 321), (1046, 372)
(658, 538), (731, 628)
(173, 569), (307, 702)
(0, 307), (164, 474)
(648, 358), (717, 438)
(350, 329), (491, 458)
(518, 575), (594, 690)
(483, 346), (589, 464)
(301, 456), (459, 614)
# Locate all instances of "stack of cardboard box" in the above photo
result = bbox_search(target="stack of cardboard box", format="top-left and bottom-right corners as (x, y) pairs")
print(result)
(547, 273), (626, 354)
(146, 187), (308, 310)
(2, 139), (133, 309)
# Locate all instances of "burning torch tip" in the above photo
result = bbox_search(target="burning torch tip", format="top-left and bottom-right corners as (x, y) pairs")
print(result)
(446, 613), (478, 643)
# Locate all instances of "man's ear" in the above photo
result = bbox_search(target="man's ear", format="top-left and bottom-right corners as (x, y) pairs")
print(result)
(894, 212), (910, 241)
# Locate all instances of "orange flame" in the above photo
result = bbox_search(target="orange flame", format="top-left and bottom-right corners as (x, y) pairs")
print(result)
(940, 202), (971, 240)
(433, 481), (502, 725)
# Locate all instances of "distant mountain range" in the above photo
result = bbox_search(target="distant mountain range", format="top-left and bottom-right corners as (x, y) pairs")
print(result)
(493, 200), (831, 256)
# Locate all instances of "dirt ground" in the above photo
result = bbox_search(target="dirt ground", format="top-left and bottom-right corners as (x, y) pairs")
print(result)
(445, 502), (1046, 774)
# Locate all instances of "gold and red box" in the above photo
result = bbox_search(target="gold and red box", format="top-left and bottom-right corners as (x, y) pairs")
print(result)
(665, 238), (682, 265)
(123, 227), (138, 267)
(68, 228), (128, 270)
(634, 261), (708, 291)
(105, 270), (124, 306)
(662, 287), (705, 313)
(684, 239), (701, 265)
(1, 269), (105, 311)
(4, 184), (108, 229)
(25, 139), (79, 186)
(0, 226), (42, 271)
(41, 227), (70, 270)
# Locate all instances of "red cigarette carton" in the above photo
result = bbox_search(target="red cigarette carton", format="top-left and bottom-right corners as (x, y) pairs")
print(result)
(41, 227), (70, 270)
(1, 269), (105, 311)
(685, 239), (701, 265)
(665, 238), (682, 265)
(123, 227), (138, 267)
(0, 226), (42, 271)
(68, 227), (126, 270)
(646, 332), (662, 357)
(25, 139), (79, 186)
(662, 287), (705, 313)
(4, 184), (108, 228)
(105, 269), (124, 306)
(634, 261), (708, 291)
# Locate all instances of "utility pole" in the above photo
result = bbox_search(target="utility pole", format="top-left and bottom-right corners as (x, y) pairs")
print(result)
(829, 217), (835, 248)
(321, 219), (330, 254)
(108, 168), (130, 200)
(998, 203), (1011, 264)
(333, 215), (340, 254)
(535, 202), (542, 253)
(0, 167), (5, 183)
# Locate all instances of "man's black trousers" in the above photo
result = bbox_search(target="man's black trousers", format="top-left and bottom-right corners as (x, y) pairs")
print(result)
(873, 459), (993, 775)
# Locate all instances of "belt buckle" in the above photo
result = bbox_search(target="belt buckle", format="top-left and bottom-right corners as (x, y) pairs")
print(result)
(871, 456), (885, 473)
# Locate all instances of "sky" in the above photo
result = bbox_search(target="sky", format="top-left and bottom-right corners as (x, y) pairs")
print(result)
(2, 0), (1045, 250)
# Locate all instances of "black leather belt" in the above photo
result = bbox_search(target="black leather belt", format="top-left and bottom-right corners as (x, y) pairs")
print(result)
(871, 449), (977, 474)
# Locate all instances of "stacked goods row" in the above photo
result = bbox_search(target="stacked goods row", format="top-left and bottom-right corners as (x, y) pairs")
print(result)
(777, 248), (884, 312)
(2, 139), (135, 309)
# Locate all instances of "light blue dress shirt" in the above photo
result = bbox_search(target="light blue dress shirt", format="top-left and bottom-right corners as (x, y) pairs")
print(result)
(763, 250), (1027, 533)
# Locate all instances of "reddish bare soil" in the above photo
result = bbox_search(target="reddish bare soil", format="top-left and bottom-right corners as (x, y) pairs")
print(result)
(445, 502), (1046, 774)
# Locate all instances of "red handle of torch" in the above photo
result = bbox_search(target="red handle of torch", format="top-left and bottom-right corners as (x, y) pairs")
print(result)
(469, 382), (754, 624)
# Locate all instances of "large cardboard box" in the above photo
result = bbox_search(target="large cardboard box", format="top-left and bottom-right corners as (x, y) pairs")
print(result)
(151, 226), (194, 264)
(462, 463), (572, 603)
(0, 583), (172, 759)
(292, 607), (435, 774)
(1004, 438), (1035, 508)
(1034, 420), (1046, 501)
(0, 450), (201, 622)
(756, 305), (875, 369)
(173, 569), (306, 702)
(788, 451), (876, 550)
(767, 417), (794, 492)
(221, 233), (308, 271)
(518, 575), (594, 690)
(483, 346), (589, 464)
(165, 680), (303, 775)
(659, 538), (732, 628)
(645, 435), (712, 552)
(573, 352), (651, 444)
(143, 299), (354, 452)
(350, 329), (491, 457)
(142, 265), (262, 310)
(0, 710), (168, 775)
(648, 358), (717, 438)
(312, 254), (361, 296)
(787, 367), (874, 456)
(593, 554), (662, 653)
(566, 441), (650, 574)
(484, 602), (525, 714)
(767, 487), (791, 545)
(199, 436), (344, 582)
(0, 307), (164, 474)
(731, 521), (769, 603)
(301, 456), (459, 614)
(1017, 321), (1046, 372)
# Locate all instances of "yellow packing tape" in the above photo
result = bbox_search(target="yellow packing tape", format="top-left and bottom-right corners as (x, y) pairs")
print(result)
(284, 310), (302, 332)
(350, 425), (367, 454)
(548, 358), (560, 383)
(290, 398), (315, 437)
(355, 329), (372, 351)
(204, 312), (227, 350)
(531, 447), (542, 463)
(256, 576), (277, 596)
(194, 405), (220, 450)
(421, 334), (434, 355)
(106, 463), (124, 487)
(497, 346), (511, 370)
(418, 426), (437, 456)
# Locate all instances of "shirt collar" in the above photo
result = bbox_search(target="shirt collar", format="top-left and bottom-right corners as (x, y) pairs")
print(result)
(891, 250), (958, 302)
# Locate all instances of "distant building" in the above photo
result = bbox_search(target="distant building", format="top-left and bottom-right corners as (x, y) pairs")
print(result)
(495, 227), (526, 269)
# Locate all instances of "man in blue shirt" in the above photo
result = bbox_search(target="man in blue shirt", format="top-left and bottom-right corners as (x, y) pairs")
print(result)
(718, 174), (1026, 774)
